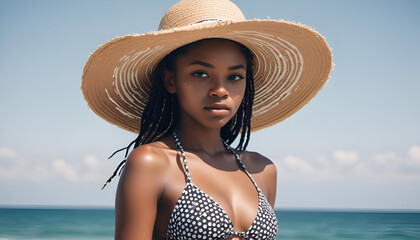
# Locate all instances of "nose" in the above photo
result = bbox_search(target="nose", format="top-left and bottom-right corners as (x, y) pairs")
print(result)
(209, 77), (228, 99)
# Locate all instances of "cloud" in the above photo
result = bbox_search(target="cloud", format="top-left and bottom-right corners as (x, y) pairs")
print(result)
(0, 147), (110, 183)
(0, 147), (53, 181)
(50, 156), (106, 182)
(83, 154), (99, 168)
(408, 146), (420, 166)
(52, 159), (78, 181)
(283, 156), (314, 172)
(275, 156), (314, 181)
(274, 145), (420, 182)
(333, 150), (358, 165)
(0, 147), (17, 159)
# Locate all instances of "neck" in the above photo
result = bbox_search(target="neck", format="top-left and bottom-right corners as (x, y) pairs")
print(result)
(174, 122), (227, 156)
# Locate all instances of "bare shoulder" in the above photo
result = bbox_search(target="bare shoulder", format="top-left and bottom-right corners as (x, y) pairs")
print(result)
(125, 142), (170, 172)
(116, 142), (172, 198)
(239, 150), (277, 175)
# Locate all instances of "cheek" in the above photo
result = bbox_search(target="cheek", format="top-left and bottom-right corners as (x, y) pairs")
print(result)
(173, 78), (205, 106)
(230, 82), (247, 108)
(234, 81), (247, 98)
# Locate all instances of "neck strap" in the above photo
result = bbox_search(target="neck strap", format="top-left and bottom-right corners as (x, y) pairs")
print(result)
(171, 130), (258, 189)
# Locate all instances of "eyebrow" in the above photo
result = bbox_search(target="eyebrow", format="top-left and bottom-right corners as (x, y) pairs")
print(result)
(228, 64), (246, 71)
(188, 61), (214, 68)
(188, 60), (246, 71)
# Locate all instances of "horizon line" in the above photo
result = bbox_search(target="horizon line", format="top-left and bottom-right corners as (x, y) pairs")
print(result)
(1, 204), (419, 213)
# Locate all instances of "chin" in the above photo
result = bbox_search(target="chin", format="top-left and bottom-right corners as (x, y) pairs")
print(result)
(206, 119), (231, 129)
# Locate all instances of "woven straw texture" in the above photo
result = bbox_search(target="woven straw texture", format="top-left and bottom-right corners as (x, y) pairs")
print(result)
(81, 0), (333, 133)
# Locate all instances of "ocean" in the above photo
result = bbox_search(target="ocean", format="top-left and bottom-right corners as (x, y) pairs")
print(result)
(0, 207), (419, 240)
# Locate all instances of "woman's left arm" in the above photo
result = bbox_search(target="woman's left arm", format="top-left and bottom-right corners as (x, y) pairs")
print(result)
(258, 154), (277, 208)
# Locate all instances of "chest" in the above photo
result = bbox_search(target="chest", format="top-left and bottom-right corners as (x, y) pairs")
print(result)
(154, 156), (275, 239)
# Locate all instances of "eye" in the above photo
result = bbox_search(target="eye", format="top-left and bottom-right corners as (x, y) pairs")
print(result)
(228, 74), (244, 81)
(192, 71), (209, 78)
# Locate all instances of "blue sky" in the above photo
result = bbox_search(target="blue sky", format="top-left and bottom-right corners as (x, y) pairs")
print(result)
(1, 0), (419, 209)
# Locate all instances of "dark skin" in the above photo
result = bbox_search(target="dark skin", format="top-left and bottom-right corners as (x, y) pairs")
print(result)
(115, 39), (277, 240)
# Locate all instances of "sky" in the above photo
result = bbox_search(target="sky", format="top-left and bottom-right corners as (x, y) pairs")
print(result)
(0, 0), (419, 210)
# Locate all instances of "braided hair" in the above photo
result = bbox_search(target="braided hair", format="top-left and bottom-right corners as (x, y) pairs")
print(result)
(102, 38), (255, 189)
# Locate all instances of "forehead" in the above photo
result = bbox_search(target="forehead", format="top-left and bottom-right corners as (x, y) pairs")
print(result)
(175, 39), (247, 65)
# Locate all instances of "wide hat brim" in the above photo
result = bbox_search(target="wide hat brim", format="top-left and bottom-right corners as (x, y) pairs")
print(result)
(81, 19), (333, 133)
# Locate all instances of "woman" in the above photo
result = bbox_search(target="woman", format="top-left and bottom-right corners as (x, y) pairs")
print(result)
(81, 0), (333, 239)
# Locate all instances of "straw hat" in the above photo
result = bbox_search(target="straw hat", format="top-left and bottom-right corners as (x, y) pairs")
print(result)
(81, 0), (333, 133)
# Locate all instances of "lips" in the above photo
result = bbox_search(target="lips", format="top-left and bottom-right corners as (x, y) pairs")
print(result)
(204, 102), (230, 110)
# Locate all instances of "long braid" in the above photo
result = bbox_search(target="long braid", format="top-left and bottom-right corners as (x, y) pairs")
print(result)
(239, 56), (254, 150)
(153, 94), (175, 142)
(102, 38), (255, 189)
(102, 57), (175, 189)
(221, 42), (254, 151)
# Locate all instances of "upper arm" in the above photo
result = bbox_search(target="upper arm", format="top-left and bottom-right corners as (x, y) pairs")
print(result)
(114, 145), (167, 240)
(256, 153), (277, 208)
(264, 158), (277, 208)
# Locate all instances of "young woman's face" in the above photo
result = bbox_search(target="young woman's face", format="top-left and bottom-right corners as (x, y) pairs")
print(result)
(165, 39), (247, 130)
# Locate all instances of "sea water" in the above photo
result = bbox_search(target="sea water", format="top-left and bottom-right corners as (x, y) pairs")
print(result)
(0, 207), (419, 240)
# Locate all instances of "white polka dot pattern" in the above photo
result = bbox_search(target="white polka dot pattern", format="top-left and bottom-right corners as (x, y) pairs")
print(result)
(164, 132), (278, 239)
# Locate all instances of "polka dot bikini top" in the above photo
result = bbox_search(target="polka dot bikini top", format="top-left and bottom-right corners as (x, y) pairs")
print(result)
(164, 131), (278, 240)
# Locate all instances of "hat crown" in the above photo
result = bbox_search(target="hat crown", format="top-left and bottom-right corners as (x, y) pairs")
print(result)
(158, 0), (246, 30)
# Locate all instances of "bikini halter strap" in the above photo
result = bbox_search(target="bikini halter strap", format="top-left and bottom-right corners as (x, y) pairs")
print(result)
(172, 131), (259, 189)
(172, 131), (191, 183)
